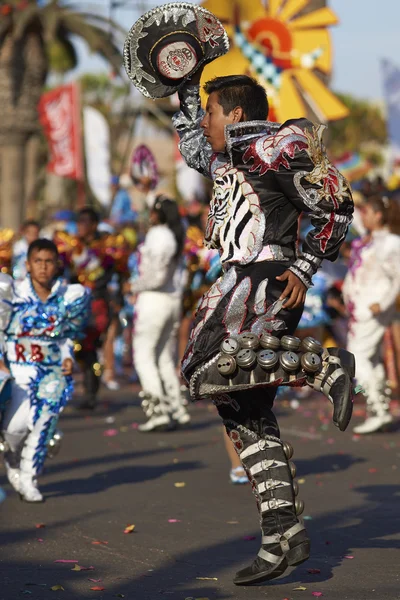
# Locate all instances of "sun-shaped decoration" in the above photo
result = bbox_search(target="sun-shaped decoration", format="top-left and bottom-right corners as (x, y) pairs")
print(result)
(200, 0), (349, 123)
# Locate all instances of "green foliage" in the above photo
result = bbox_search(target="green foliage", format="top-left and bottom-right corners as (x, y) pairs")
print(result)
(0, 0), (124, 76)
(329, 93), (388, 159)
(80, 73), (128, 114)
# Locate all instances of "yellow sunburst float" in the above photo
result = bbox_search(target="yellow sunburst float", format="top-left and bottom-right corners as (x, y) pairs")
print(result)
(200, 0), (349, 123)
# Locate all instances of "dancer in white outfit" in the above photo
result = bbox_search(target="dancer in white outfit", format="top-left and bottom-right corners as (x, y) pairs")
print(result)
(131, 197), (190, 432)
(343, 195), (400, 434)
(0, 239), (89, 501)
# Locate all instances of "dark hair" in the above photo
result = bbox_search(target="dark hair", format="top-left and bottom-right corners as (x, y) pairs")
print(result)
(78, 207), (100, 224)
(27, 238), (59, 259)
(204, 75), (269, 121)
(22, 219), (40, 230)
(366, 194), (400, 235)
(152, 195), (185, 257)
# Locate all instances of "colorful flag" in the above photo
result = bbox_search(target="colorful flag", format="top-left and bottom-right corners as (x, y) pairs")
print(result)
(38, 83), (84, 180)
(83, 106), (111, 206)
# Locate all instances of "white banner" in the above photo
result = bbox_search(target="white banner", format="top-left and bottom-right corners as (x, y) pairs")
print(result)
(83, 106), (111, 206)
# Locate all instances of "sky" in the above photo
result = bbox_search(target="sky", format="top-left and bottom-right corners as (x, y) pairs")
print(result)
(74, 0), (400, 101)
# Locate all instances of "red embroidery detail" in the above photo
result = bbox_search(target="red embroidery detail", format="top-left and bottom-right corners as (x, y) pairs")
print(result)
(15, 343), (26, 362)
(230, 430), (240, 441)
(243, 125), (308, 176)
(235, 441), (244, 451)
(315, 212), (335, 252)
(31, 344), (44, 363)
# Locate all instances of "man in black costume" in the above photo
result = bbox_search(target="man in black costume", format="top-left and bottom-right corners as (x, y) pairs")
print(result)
(173, 69), (354, 585)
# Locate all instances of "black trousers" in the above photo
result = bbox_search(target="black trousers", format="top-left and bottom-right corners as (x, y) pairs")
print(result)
(216, 388), (280, 438)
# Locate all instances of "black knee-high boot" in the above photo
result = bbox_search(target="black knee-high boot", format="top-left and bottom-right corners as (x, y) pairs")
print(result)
(224, 420), (310, 585)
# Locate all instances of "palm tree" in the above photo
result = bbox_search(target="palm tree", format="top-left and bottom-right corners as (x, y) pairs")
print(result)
(0, 0), (123, 228)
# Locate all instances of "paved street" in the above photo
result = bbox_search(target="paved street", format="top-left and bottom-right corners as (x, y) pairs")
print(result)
(1, 386), (399, 600)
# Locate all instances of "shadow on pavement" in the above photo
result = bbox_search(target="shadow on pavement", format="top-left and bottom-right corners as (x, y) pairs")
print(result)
(295, 452), (367, 476)
(99, 483), (399, 599)
(42, 460), (203, 498)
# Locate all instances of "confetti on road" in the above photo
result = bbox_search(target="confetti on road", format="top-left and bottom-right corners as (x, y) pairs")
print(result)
(168, 519), (181, 523)
(307, 569), (321, 574)
(90, 586), (105, 591)
(88, 579), (102, 583)
(124, 524), (135, 534)
(312, 593), (323, 597)
(293, 586), (307, 591)
(196, 577), (218, 581)
(54, 560), (78, 563)
(92, 541), (108, 545)
(103, 429), (119, 437)
(37, 538), (44, 543)
(71, 565), (94, 571)
(35, 524), (46, 529)
(344, 555), (354, 559)
(50, 585), (65, 591)
(174, 482), (186, 488)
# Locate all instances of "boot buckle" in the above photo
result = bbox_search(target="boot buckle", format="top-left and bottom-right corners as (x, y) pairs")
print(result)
(280, 537), (290, 553)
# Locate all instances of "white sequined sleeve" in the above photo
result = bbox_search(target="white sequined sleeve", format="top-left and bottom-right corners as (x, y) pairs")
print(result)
(0, 274), (13, 358)
(60, 284), (90, 362)
(131, 228), (177, 294)
(172, 84), (213, 179)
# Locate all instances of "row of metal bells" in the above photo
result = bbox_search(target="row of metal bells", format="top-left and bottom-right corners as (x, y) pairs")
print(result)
(221, 333), (323, 354)
(217, 334), (323, 377)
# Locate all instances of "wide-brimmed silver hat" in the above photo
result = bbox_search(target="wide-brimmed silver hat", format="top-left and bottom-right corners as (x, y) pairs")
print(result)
(123, 2), (229, 99)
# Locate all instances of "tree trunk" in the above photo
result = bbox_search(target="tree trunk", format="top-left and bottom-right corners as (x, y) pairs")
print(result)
(0, 139), (26, 229)
(24, 134), (42, 219)
(0, 30), (47, 228)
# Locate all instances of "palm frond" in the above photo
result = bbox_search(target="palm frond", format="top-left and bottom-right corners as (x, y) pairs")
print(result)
(12, 4), (41, 41)
(61, 13), (123, 73)
(39, 1), (63, 41)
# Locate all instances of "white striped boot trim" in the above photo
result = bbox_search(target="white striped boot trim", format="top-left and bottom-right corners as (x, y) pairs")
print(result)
(261, 498), (293, 512)
(249, 459), (287, 476)
(322, 368), (345, 402)
(257, 479), (291, 494)
(262, 522), (305, 545)
(312, 356), (342, 393)
(240, 438), (281, 460)
(258, 547), (284, 564)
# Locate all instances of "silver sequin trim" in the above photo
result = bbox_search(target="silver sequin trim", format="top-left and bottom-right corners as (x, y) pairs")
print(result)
(302, 253), (322, 268)
(253, 278), (268, 315)
(172, 85), (214, 178)
(223, 277), (251, 335)
(292, 259), (314, 278)
(225, 120), (281, 166)
(288, 266), (312, 289)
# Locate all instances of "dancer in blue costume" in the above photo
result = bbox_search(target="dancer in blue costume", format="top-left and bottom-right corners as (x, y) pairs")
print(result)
(0, 239), (89, 502)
